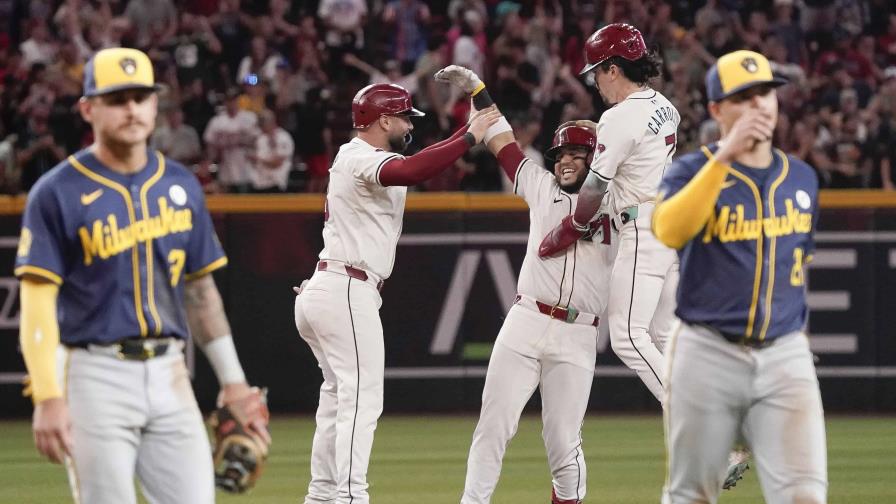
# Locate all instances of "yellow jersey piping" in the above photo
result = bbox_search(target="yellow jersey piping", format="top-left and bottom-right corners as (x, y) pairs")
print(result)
(14, 265), (63, 285)
(68, 155), (148, 336)
(139, 154), (166, 336)
(723, 165), (764, 339)
(758, 150), (790, 341)
(183, 256), (229, 281)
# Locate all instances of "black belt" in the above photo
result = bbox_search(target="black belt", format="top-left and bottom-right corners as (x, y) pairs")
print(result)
(70, 337), (176, 361)
(700, 324), (776, 349)
(610, 207), (638, 231)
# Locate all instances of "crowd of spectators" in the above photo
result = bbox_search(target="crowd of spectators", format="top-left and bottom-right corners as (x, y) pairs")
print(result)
(2, 0), (896, 194)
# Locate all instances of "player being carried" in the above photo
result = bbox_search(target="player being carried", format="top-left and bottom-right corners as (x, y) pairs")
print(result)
(294, 83), (502, 504)
(436, 65), (614, 504)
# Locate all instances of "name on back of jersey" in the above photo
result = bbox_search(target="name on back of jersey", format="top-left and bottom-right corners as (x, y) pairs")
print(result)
(79, 197), (193, 265)
(647, 105), (679, 135)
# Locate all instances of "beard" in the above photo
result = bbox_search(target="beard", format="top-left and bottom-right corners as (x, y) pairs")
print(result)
(555, 162), (588, 193)
(388, 132), (411, 153)
(559, 174), (587, 193)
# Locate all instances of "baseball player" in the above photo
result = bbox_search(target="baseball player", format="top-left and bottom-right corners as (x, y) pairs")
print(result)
(436, 66), (612, 504)
(294, 83), (501, 504)
(654, 50), (826, 504)
(539, 23), (680, 409)
(16, 48), (269, 503)
(539, 23), (751, 488)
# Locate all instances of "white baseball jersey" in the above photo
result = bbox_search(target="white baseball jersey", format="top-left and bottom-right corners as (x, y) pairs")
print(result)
(512, 158), (611, 315)
(203, 110), (259, 186)
(590, 88), (680, 215)
(462, 157), (614, 504)
(251, 127), (294, 190)
(319, 137), (407, 280)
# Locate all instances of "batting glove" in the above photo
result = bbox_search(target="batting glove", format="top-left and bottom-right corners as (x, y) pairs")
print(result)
(434, 65), (484, 95)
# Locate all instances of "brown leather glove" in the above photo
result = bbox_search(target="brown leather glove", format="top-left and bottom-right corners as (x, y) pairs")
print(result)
(209, 388), (270, 493)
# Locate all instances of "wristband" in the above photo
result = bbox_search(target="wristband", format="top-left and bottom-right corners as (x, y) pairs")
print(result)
(483, 116), (512, 143)
(203, 335), (246, 385)
(463, 132), (476, 147)
(472, 88), (494, 109)
(572, 217), (590, 232)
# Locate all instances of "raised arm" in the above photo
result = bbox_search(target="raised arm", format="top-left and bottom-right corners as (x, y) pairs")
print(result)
(378, 107), (503, 186)
(434, 65), (519, 179)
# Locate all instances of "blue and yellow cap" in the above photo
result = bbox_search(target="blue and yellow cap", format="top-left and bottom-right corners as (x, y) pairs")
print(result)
(705, 50), (788, 102)
(83, 48), (160, 97)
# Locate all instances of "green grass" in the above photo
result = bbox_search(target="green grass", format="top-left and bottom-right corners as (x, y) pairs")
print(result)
(1, 415), (894, 503)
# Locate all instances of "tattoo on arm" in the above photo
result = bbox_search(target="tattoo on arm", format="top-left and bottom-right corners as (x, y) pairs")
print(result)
(183, 274), (232, 346)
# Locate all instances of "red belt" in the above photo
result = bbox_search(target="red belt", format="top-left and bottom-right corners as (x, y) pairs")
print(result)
(515, 295), (599, 326)
(318, 261), (384, 292)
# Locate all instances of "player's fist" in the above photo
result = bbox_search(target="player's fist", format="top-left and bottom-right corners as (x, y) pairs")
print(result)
(714, 109), (775, 163)
(434, 65), (483, 94)
(539, 214), (591, 257)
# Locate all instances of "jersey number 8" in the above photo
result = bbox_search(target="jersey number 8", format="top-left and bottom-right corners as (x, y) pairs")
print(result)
(790, 248), (805, 287)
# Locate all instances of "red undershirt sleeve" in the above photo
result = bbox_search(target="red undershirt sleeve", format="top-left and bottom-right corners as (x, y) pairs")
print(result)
(378, 126), (473, 187)
(496, 142), (526, 183)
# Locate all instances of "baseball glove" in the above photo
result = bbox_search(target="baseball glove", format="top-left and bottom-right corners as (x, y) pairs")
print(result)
(209, 388), (270, 493)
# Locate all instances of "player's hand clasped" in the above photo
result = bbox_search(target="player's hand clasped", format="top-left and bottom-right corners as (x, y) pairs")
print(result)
(467, 107), (503, 144)
(558, 120), (598, 134)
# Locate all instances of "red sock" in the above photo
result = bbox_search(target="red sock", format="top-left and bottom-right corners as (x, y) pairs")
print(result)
(551, 487), (581, 504)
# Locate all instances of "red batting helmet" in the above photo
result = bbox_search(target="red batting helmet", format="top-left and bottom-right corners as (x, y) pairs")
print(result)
(579, 23), (647, 75)
(544, 125), (597, 165)
(351, 83), (425, 128)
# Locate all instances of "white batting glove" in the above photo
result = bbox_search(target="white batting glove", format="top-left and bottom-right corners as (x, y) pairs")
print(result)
(434, 65), (484, 94)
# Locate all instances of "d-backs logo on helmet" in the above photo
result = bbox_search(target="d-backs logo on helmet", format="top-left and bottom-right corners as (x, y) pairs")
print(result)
(351, 83), (425, 128)
(580, 23), (647, 75)
(544, 125), (598, 166)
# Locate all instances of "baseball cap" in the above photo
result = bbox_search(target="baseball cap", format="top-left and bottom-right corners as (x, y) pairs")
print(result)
(705, 50), (788, 102)
(82, 47), (161, 97)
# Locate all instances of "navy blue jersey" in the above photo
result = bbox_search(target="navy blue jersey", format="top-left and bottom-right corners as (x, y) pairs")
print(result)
(15, 149), (226, 345)
(659, 144), (818, 343)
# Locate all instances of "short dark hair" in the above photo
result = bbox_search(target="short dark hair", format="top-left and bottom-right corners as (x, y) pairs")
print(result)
(598, 51), (662, 86)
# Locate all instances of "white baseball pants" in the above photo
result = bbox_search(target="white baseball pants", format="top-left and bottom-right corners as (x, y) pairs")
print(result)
(295, 269), (384, 504)
(461, 302), (598, 503)
(64, 343), (215, 504)
(662, 324), (828, 504)
(608, 203), (679, 402)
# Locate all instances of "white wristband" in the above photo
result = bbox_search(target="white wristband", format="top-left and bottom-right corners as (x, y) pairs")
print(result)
(202, 334), (246, 385)
(483, 116), (512, 143)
